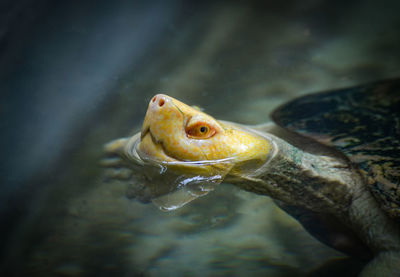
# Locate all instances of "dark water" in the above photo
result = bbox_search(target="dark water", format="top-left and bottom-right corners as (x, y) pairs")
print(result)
(1, 0), (399, 276)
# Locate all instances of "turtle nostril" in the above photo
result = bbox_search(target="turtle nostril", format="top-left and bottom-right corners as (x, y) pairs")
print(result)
(152, 96), (157, 103)
(158, 98), (165, 107)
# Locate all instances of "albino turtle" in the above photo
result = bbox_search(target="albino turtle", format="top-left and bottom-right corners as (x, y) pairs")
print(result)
(103, 78), (400, 276)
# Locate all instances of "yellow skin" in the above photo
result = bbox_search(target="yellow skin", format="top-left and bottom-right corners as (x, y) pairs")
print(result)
(139, 94), (271, 166)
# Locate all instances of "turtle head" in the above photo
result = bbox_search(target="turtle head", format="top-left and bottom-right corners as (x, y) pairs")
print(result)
(105, 94), (275, 211)
(138, 94), (273, 174)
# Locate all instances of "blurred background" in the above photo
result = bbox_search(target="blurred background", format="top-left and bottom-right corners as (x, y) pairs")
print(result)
(1, 0), (399, 276)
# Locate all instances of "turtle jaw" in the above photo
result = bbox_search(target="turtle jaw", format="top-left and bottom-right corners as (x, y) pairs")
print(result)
(140, 125), (150, 141)
(138, 129), (180, 163)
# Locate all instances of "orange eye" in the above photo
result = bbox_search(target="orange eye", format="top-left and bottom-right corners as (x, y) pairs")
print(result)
(186, 123), (216, 139)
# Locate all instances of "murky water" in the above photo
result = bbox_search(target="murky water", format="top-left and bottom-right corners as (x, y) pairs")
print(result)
(1, 1), (399, 276)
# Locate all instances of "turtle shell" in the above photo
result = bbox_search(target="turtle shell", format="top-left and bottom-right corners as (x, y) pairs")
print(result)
(272, 78), (400, 220)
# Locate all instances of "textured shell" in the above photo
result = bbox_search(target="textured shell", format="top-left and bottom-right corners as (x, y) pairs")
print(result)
(272, 78), (400, 220)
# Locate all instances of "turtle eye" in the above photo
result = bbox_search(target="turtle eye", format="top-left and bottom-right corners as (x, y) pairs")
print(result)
(186, 123), (216, 139)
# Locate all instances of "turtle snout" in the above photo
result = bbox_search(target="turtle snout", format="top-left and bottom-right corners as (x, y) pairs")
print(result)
(145, 94), (180, 122)
(149, 94), (172, 110)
